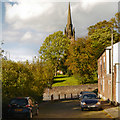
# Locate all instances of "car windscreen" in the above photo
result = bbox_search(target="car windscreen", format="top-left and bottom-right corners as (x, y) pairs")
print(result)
(83, 94), (97, 99)
(10, 98), (28, 106)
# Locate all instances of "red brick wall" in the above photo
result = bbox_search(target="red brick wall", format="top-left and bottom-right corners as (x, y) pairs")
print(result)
(98, 51), (112, 101)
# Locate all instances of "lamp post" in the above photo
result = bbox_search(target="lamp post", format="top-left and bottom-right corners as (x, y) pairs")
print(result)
(111, 27), (113, 102)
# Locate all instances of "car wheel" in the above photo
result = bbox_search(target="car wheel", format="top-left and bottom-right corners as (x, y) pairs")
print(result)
(81, 107), (84, 111)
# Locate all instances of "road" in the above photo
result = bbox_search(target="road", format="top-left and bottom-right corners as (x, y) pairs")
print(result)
(34, 100), (113, 119)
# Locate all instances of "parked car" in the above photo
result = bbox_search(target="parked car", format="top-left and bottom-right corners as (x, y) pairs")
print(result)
(80, 93), (102, 111)
(79, 91), (94, 99)
(8, 97), (39, 119)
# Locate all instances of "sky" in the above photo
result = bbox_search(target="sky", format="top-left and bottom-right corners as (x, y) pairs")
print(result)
(0, 0), (120, 62)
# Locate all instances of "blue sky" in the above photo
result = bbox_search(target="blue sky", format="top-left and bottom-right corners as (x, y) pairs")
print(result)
(0, 0), (119, 62)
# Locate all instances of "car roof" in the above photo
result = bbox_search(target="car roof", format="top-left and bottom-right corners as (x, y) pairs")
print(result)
(80, 91), (94, 94)
(82, 93), (97, 96)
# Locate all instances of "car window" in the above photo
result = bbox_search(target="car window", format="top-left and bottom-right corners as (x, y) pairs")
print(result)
(83, 94), (97, 99)
(10, 98), (28, 106)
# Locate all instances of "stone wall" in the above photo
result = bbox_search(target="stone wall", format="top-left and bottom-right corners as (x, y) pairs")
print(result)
(43, 84), (98, 101)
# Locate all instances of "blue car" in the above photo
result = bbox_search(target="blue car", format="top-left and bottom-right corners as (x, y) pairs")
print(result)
(8, 97), (38, 119)
(80, 93), (102, 111)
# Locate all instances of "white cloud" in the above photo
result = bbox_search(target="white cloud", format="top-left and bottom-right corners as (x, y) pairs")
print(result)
(21, 32), (32, 41)
(80, 0), (99, 11)
(3, 29), (21, 42)
(3, 28), (47, 44)
(5, 1), (57, 32)
(3, 1), (119, 62)
(6, 0), (53, 21)
(3, 46), (38, 62)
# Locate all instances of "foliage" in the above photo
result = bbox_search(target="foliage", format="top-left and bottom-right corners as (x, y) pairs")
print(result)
(65, 37), (96, 83)
(66, 14), (120, 84)
(39, 31), (70, 76)
(2, 59), (54, 103)
(88, 20), (119, 58)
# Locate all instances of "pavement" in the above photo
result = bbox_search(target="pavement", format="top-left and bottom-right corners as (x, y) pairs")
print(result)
(104, 106), (120, 119)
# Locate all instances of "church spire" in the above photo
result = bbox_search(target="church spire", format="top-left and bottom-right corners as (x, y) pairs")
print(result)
(64, 2), (75, 41)
(67, 2), (72, 26)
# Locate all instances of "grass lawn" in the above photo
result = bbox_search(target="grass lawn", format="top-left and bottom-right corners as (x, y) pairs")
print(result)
(52, 75), (79, 87)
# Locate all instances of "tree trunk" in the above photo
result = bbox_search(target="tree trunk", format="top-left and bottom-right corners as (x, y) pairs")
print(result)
(55, 67), (57, 76)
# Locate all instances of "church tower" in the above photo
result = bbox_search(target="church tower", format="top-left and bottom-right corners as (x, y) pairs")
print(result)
(64, 2), (75, 42)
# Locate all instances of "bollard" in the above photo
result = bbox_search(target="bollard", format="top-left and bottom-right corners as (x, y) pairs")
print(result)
(71, 93), (72, 99)
(51, 94), (53, 101)
(64, 94), (66, 99)
(77, 93), (79, 98)
(58, 94), (60, 100)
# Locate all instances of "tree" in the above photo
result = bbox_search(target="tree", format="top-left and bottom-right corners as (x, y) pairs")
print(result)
(39, 31), (70, 76)
(66, 14), (120, 84)
(2, 58), (54, 103)
(88, 20), (119, 59)
(65, 37), (96, 83)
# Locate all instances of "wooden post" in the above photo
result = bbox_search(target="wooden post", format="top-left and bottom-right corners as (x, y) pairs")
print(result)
(77, 93), (79, 98)
(71, 93), (72, 99)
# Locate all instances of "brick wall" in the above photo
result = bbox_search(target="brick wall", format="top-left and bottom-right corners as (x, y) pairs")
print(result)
(98, 50), (117, 102)
(98, 51), (112, 100)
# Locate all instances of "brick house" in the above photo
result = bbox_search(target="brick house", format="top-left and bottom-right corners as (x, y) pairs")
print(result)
(98, 42), (120, 104)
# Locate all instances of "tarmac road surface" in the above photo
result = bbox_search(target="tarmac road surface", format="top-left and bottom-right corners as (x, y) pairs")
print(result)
(34, 100), (112, 119)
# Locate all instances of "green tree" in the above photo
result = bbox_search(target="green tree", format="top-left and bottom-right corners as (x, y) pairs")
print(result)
(88, 20), (119, 59)
(39, 31), (70, 76)
(2, 58), (54, 103)
(66, 37), (96, 83)
(66, 14), (120, 84)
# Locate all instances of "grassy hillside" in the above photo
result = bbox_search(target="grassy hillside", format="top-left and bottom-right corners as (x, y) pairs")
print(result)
(52, 75), (79, 87)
